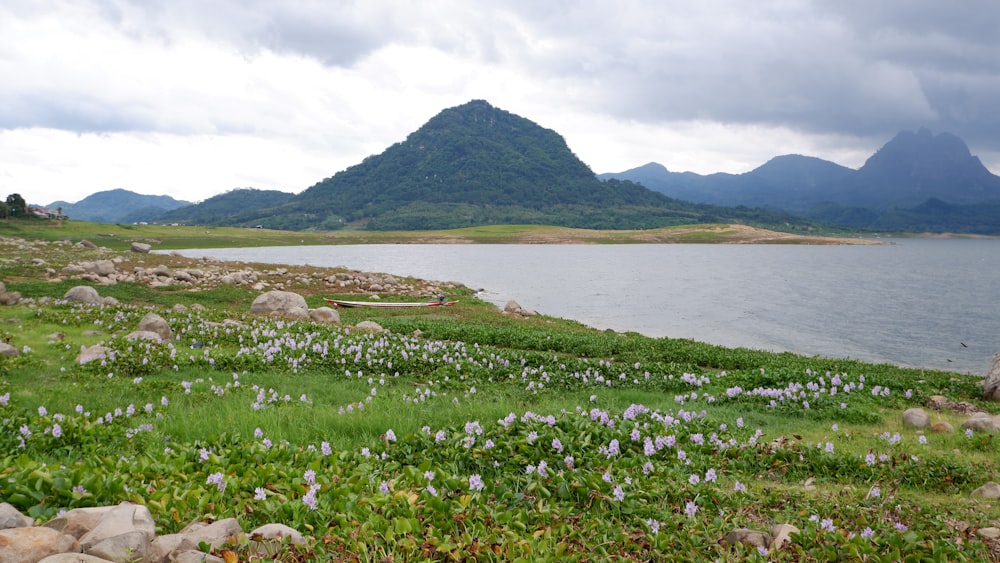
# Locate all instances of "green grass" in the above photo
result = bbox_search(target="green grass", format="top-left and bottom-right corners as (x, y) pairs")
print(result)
(1, 223), (998, 561)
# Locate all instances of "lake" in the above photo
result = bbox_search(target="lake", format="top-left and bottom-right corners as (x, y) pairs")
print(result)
(168, 238), (999, 375)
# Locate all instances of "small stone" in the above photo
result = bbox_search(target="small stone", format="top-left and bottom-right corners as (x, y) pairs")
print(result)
(931, 421), (954, 433)
(722, 528), (772, 549)
(770, 523), (799, 551)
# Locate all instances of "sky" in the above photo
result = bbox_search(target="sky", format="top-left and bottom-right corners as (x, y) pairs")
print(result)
(3, 1), (1000, 206)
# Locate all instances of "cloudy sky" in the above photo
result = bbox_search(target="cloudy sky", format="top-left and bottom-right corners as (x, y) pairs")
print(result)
(3, 0), (1000, 206)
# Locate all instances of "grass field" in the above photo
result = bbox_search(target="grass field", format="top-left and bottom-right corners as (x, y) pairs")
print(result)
(1, 221), (998, 561)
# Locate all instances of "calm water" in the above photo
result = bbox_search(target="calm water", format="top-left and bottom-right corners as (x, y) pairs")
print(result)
(169, 239), (999, 374)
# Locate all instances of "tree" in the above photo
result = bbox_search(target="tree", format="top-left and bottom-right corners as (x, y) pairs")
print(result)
(5, 193), (26, 216)
(0, 201), (8, 219)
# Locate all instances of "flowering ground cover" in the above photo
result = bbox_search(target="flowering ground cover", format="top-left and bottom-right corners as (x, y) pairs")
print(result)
(1, 242), (999, 560)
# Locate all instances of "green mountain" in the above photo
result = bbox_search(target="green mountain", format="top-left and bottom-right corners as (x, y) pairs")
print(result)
(159, 188), (295, 227)
(48, 189), (191, 223)
(241, 100), (804, 231)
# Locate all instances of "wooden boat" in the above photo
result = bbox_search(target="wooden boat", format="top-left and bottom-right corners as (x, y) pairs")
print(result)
(324, 298), (458, 309)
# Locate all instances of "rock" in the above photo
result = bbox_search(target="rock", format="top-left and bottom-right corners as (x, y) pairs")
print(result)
(137, 312), (172, 340)
(172, 303), (188, 313)
(927, 395), (948, 409)
(86, 260), (116, 277)
(249, 291), (309, 319)
(64, 286), (103, 305)
(0, 342), (18, 358)
(902, 408), (930, 428)
(971, 482), (1000, 499)
(721, 527), (772, 549)
(78, 502), (155, 551)
(977, 527), (1000, 539)
(770, 523), (799, 551)
(961, 413), (1000, 433)
(309, 307), (341, 325)
(125, 330), (163, 342)
(931, 421), (954, 433)
(174, 518), (243, 550)
(0, 527), (80, 563)
(37, 554), (113, 562)
(76, 346), (111, 364)
(102, 296), (119, 306)
(130, 242), (151, 253)
(249, 523), (306, 546)
(503, 300), (522, 314)
(0, 290), (21, 305)
(354, 320), (387, 333)
(77, 239), (97, 249)
(984, 352), (1000, 402)
(87, 529), (150, 562)
(0, 503), (33, 529)
(43, 506), (115, 539)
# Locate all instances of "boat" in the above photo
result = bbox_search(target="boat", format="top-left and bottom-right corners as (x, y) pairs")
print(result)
(324, 298), (458, 309)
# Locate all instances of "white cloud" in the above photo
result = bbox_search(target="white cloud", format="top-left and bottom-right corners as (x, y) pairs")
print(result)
(2, 0), (999, 205)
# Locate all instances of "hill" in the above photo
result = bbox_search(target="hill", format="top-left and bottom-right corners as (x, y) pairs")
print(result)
(48, 189), (191, 224)
(600, 129), (1000, 233)
(163, 100), (809, 232)
(159, 188), (295, 228)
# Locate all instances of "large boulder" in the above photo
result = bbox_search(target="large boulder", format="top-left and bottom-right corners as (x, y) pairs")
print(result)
(984, 352), (1000, 402)
(137, 312), (172, 341)
(76, 346), (111, 364)
(902, 408), (930, 428)
(130, 242), (151, 253)
(961, 413), (1000, 433)
(0, 526), (80, 562)
(249, 291), (309, 320)
(309, 307), (341, 325)
(64, 286), (102, 305)
(0, 503), (33, 529)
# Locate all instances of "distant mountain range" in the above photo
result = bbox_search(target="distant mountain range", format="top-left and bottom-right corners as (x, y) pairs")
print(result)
(599, 128), (1000, 232)
(48, 189), (191, 224)
(48, 103), (1000, 234)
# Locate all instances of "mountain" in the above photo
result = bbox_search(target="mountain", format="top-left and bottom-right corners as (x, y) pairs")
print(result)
(208, 99), (804, 231)
(600, 128), (1000, 233)
(48, 189), (191, 223)
(836, 128), (1000, 209)
(159, 188), (295, 228)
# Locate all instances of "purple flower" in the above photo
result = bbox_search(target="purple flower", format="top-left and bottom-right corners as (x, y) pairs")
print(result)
(552, 438), (564, 453)
(254, 487), (267, 500)
(613, 485), (625, 502)
(688, 474), (700, 485)
(704, 468), (717, 482)
(469, 474), (484, 492)
(424, 470), (435, 482)
(206, 472), (226, 492)
(684, 501), (698, 518)
(820, 518), (835, 532)
(426, 484), (438, 497)
(385, 429), (397, 442)
(379, 481), (390, 494)
(646, 518), (660, 534)
(733, 481), (746, 493)
(304, 469), (316, 485)
(861, 527), (875, 538)
(302, 486), (318, 510)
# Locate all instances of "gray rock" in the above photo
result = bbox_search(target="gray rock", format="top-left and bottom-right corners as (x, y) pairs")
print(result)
(249, 290), (309, 319)
(76, 346), (111, 364)
(125, 330), (163, 342)
(722, 527), (772, 549)
(137, 312), (172, 340)
(0, 503), (33, 529)
(64, 286), (102, 304)
(0, 290), (21, 305)
(354, 320), (387, 333)
(130, 242), (151, 253)
(309, 307), (341, 325)
(902, 408), (930, 428)
(170, 551), (226, 563)
(503, 300), (522, 314)
(0, 527), (80, 563)
(249, 523), (306, 545)
(962, 413), (1000, 433)
(86, 260), (116, 277)
(770, 523), (799, 551)
(86, 529), (150, 562)
(76, 239), (97, 249)
(37, 554), (114, 562)
(78, 502), (155, 551)
(174, 518), (243, 550)
(0, 342), (18, 358)
(43, 506), (116, 539)
(984, 352), (1000, 402)
(971, 482), (1000, 499)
